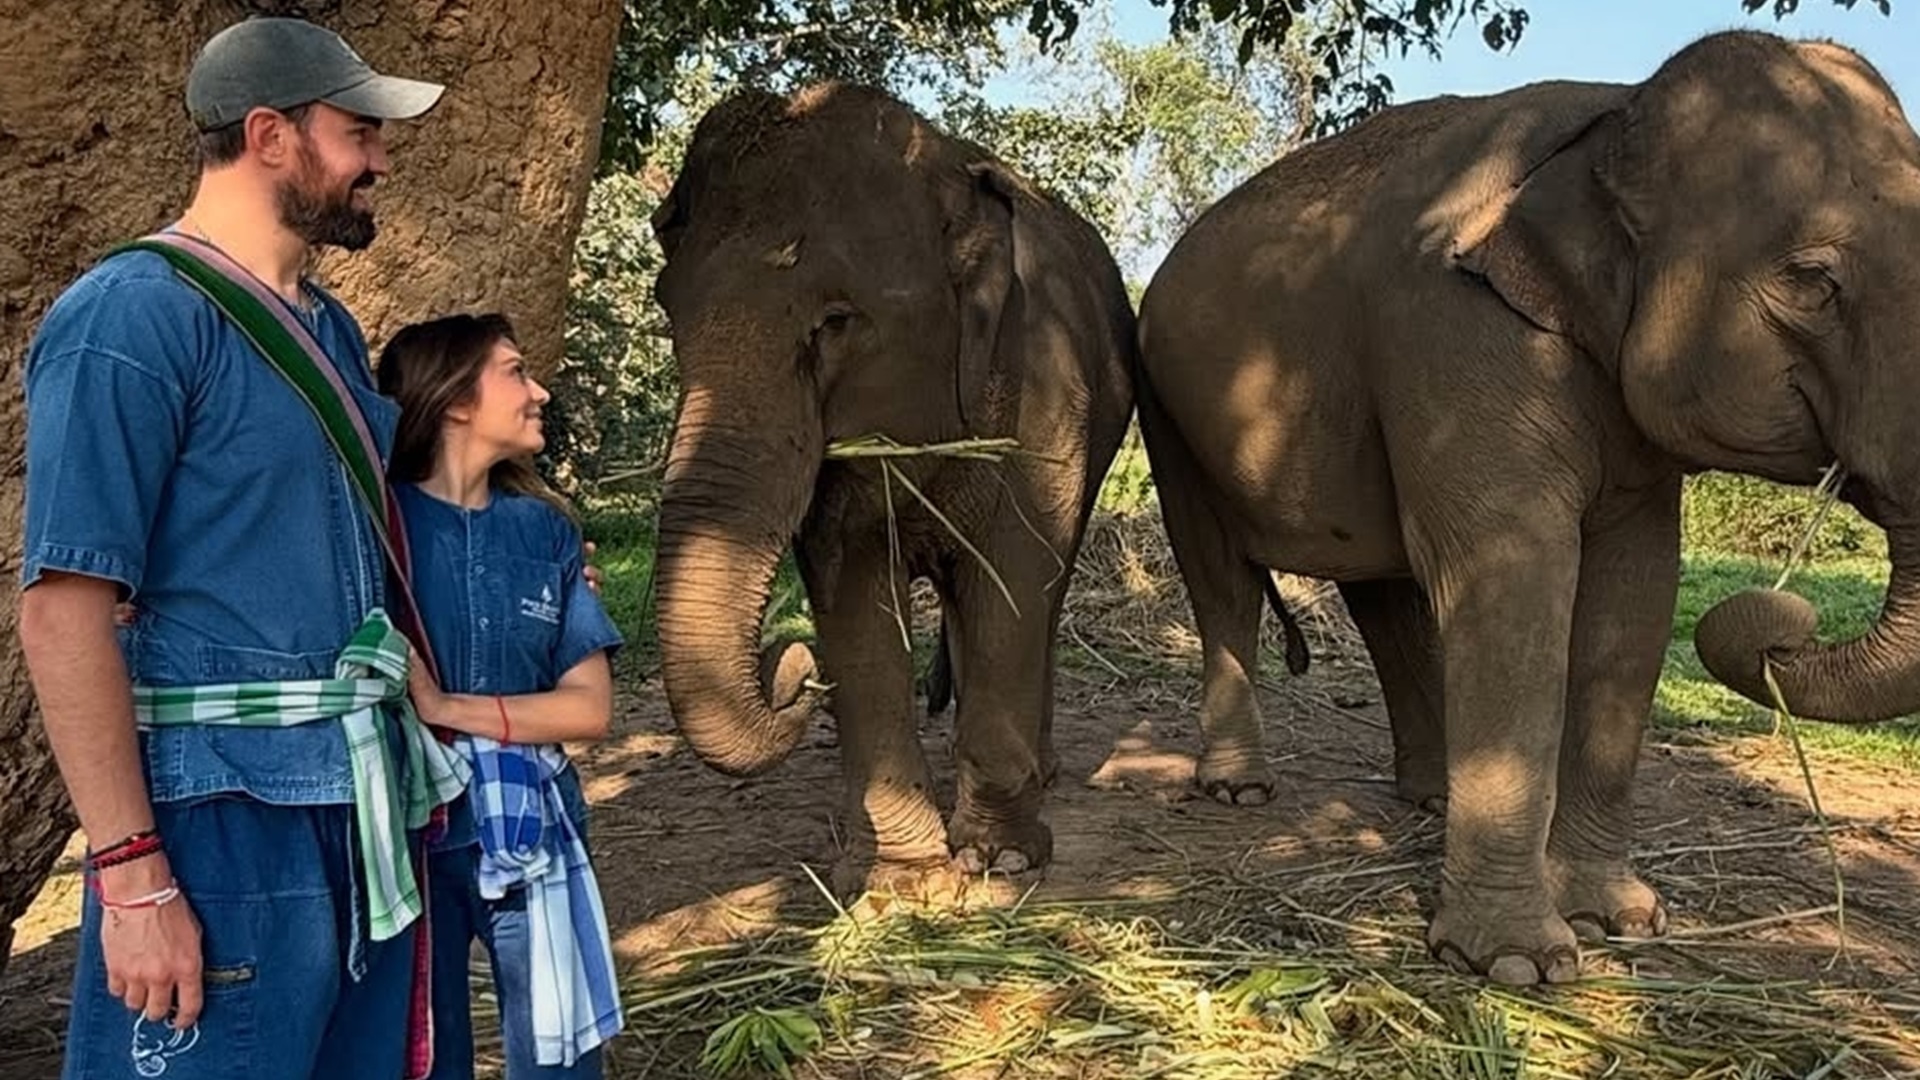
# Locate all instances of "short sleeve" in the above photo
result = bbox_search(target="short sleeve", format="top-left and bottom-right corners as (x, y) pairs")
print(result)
(20, 263), (203, 594)
(552, 520), (624, 676)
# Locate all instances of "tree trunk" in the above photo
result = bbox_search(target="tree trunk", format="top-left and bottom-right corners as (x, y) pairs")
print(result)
(0, 0), (621, 976)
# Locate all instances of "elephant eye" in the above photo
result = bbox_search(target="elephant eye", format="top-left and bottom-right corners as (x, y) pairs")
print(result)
(1782, 258), (1840, 307)
(815, 301), (860, 336)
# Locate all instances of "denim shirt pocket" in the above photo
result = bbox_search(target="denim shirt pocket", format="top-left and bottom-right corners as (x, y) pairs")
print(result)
(500, 555), (565, 680)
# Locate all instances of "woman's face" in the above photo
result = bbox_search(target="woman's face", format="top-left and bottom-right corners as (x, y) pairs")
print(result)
(455, 339), (550, 461)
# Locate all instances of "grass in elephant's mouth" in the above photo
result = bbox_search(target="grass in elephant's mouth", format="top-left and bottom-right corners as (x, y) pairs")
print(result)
(616, 871), (1918, 1080)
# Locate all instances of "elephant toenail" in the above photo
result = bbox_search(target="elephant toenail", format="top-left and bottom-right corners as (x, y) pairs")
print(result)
(1614, 906), (1661, 939)
(1430, 941), (1475, 975)
(993, 850), (1032, 874)
(1486, 954), (1542, 987)
(1565, 911), (1609, 943)
(954, 849), (987, 874)
(1541, 945), (1582, 984)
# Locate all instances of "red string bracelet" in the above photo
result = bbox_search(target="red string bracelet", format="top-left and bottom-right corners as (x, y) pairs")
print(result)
(495, 694), (512, 744)
(88, 833), (164, 872)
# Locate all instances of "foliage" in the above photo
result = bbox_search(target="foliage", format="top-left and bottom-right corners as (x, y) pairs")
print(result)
(942, 18), (1317, 276)
(600, 0), (1884, 177)
(541, 170), (677, 493)
(1681, 474), (1885, 564)
(602, 0), (1021, 174)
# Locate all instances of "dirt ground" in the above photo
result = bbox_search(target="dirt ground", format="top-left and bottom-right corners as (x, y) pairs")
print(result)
(5, 628), (1920, 1078)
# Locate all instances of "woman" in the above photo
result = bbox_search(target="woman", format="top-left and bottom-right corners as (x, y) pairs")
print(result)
(378, 313), (624, 1079)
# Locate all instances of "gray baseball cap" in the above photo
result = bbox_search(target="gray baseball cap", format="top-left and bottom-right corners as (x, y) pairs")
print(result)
(186, 17), (444, 132)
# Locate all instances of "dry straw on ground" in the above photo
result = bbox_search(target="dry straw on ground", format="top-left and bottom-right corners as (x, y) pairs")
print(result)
(620, 869), (1920, 1079)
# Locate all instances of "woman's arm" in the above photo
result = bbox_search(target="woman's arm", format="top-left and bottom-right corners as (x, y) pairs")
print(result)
(407, 649), (614, 744)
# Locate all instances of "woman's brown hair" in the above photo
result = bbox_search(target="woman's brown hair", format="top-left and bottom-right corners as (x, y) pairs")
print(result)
(377, 313), (575, 521)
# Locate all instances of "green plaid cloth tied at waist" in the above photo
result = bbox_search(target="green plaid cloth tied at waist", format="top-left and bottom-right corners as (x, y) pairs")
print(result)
(131, 609), (471, 941)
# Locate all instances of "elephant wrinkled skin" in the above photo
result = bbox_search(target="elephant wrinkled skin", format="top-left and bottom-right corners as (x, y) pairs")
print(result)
(651, 84), (1134, 894)
(1137, 31), (1920, 984)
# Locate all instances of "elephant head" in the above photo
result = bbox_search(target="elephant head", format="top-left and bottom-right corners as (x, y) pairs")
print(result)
(647, 84), (1024, 775)
(1455, 31), (1920, 722)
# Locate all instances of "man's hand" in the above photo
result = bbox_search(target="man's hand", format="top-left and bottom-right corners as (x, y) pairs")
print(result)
(582, 539), (603, 595)
(97, 857), (204, 1028)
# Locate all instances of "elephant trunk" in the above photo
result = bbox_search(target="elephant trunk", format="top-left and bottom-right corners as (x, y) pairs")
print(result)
(1697, 522), (1920, 723)
(655, 383), (825, 776)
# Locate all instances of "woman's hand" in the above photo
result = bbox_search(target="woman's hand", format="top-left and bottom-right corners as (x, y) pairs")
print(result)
(406, 646), (447, 726)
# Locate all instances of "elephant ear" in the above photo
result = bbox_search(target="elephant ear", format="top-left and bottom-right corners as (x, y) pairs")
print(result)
(1450, 109), (1636, 353)
(941, 160), (1022, 434)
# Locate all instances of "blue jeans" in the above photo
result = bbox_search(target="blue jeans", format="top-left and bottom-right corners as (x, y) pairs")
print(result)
(62, 796), (419, 1080)
(425, 843), (603, 1080)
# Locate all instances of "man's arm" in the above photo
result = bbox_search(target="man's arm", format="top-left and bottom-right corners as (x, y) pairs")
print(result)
(18, 571), (203, 1027)
(21, 573), (152, 846)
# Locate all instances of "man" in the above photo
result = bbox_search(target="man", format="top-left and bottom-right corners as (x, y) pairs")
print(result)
(19, 17), (455, 1078)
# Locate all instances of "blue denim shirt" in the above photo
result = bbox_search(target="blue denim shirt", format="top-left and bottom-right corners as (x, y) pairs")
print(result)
(395, 484), (623, 850)
(21, 250), (394, 805)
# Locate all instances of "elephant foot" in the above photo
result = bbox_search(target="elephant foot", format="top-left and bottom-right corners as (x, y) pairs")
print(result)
(1196, 747), (1275, 806)
(1427, 885), (1581, 987)
(833, 847), (971, 910)
(1548, 856), (1669, 943)
(1393, 754), (1447, 813)
(947, 807), (1052, 876)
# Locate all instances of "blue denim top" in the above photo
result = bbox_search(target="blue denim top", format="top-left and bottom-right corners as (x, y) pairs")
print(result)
(394, 484), (623, 850)
(21, 250), (395, 805)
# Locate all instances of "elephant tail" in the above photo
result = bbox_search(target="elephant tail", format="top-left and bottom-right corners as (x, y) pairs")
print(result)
(924, 615), (955, 717)
(1260, 570), (1312, 677)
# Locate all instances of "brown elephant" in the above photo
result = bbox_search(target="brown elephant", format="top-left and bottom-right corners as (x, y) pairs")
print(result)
(649, 84), (1135, 890)
(1136, 30), (1920, 985)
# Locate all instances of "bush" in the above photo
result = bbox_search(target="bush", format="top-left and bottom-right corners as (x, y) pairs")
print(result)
(540, 169), (682, 499)
(1680, 473), (1884, 563)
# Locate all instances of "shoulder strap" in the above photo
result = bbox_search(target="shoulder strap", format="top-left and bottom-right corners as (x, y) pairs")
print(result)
(112, 234), (442, 684)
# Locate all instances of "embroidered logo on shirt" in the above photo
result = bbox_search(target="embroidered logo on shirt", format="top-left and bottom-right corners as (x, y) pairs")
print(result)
(520, 583), (561, 626)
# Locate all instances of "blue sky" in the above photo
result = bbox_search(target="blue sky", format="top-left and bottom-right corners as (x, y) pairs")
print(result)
(1026, 0), (1917, 105)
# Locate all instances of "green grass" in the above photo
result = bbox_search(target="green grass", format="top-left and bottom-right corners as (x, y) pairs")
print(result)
(581, 502), (814, 677)
(1662, 553), (1920, 769)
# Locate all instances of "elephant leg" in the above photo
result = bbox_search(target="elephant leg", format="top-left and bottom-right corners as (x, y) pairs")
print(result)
(1339, 578), (1447, 810)
(1414, 511), (1583, 987)
(1549, 479), (1681, 942)
(944, 569), (1055, 875)
(1147, 443), (1272, 804)
(802, 546), (954, 898)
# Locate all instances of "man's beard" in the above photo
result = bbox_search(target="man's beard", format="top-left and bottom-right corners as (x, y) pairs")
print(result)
(278, 147), (377, 251)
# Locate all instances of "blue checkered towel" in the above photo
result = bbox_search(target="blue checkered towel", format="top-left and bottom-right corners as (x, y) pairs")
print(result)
(465, 736), (624, 1066)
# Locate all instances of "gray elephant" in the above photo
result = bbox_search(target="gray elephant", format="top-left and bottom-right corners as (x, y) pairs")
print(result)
(1136, 30), (1919, 984)
(649, 84), (1134, 892)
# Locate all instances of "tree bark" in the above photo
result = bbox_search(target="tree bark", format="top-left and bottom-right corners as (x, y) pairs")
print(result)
(0, 0), (622, 975)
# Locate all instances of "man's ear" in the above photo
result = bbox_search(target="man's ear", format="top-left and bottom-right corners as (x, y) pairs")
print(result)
(244, 107), (298, 166)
